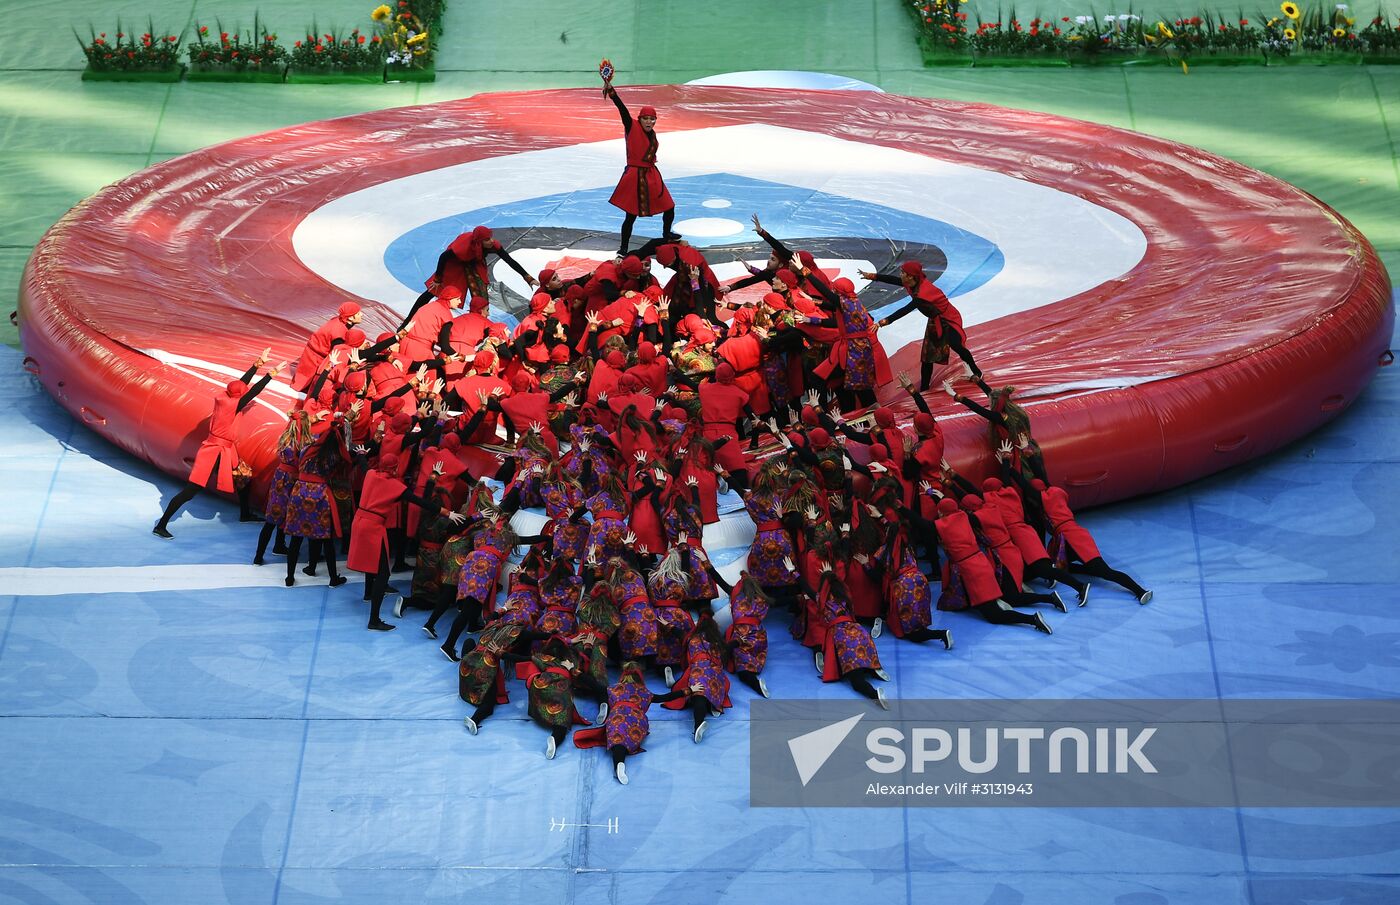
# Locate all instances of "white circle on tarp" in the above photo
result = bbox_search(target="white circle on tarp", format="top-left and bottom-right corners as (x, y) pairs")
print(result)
(674, 216), (745, 237)
(684, 70), (884, 92)
(702, 198), (733, 209)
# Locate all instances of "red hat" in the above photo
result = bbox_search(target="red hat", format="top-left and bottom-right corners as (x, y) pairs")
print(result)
(564, 284), (586, 302)
(1030, 478), (1048, 492)
(762, 291), (788, 311)
(376, 331), (396, 345)
(639, 105), (657, 117)
(389, 413), (412, 433)
(832, 277), (856, 296)
(510, 372), (532, 391)
(472, 351), (495, 372)
(438, 284), (464, 301)
(869, 443), (889, 461)
(900, 260), (925, 278)
(775, 268), (798, 289)
(344, 327), (366, 347)
(637, 341), (656, 363)
(549, 345), (571, 363)
(913, 413), (936, 436)
(621, 256), (645, 278)
(642, 284), (664, 302)
(873, 407), (896, 429)
(469, 294), (489, 312)
(798, 250), (817, 270)
(937, 497), (959, 516)
(382, 396), (405, 415)
(538, 267), (557, 285)
(471, 225), (494, 243)
(731, 307), (754, 328)
(715, 363), (736, 384)
(689, 325), (716, 347)
(618, 373), (640, 392)
(377, 452), (400, 473)
(441, 433), (462, 451)
(809, 428), (831, 450)
(961, 493), (983, 510)
(800, 405), (819, 427)
(337, 302), (361, 320)
(605, 350), (626, 369)
(344, 370), (367, 392)
(982, 477), (1003, 492)
(225, 379), (247, 397)
(529, 292), (551, 314)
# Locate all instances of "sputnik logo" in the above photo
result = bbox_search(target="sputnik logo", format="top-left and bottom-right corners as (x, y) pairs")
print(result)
(788, 713), (865, 787)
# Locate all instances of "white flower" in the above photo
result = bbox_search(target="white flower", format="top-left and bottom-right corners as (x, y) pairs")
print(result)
(1103, 14), (1116, 22)
(1075, 15), (1092, 24)
(1335, 3), (1348, 8)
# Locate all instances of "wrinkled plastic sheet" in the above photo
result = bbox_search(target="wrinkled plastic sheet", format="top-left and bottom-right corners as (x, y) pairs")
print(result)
(16, 86), (1393, 508)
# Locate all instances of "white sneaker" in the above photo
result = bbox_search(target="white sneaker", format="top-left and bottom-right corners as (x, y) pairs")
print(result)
(757, 677), (770, 699)
(875, 667), (891, 681)
(615, 761), (628, 785)
(942, 630), (955, 651)
(814, 652), (825, 674)
(663, 666), (674, 687)
(464, 717), (479, 736)
(693, 720), (707, 744)
(871, 618), (883, 639)
(545, 735), (557, 759)
(597, 702), (608, 723)
(1138, 589), (1154, 605)
(393, 596), (406, 619)
(876, 687), (890, 711)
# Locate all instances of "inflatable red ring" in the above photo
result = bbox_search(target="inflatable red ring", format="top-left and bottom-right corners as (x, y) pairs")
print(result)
(17, 86), (1393, 506)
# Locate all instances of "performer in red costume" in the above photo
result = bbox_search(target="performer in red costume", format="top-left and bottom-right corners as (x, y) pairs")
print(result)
(601, 65), (677, 255)
(154, 350), (283, 538)
(863, 260), (982, 390)
(292, 304), (361, 392)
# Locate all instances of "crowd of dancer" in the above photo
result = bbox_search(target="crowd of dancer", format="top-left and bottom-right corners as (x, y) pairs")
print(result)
(151, 84), (1150, 784)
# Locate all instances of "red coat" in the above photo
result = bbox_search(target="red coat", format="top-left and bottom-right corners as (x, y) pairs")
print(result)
(187, 391), (241, 493)
(935, 509), (1001, 606)
(608, 122), (674, 216)
(1040, 485), (1102, 562)
(292, 316), (347, 391)
(990, 486), (1051, 566)
(399, 298), (454, 364)
(347, 469), (407, 573)
(915, 279), (966, 343)
(434, 233), (493, 297)
(697, 380), (751, 473)
(971, 505), (1024, 589)
(716, 334), (768, 412)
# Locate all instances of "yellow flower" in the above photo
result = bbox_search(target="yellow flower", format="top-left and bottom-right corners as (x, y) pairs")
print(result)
(1281, 2), (1300, 20)
(406, 32), (427, 45)
(1332, 26), (1346, 35)
(1268, 17), (1280, 25)
(1182, 60), (1189, 74)
(1284, 26), (1297, 37)
(1157, 21), (1174, 37)
(371, 4), (392, 21)
(1145, 32), (1158, 42)
(1345, 16), (1355, 24)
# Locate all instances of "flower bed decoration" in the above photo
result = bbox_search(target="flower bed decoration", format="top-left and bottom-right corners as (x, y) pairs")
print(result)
(906, 0), (1400, 66)
(76, 22), (184, 81)
(286, 25), (386, 83)
(186, 17), (289, 82)
(376, 2), (436, 81)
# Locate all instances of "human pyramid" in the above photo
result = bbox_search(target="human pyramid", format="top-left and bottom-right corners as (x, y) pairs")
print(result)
(152, 66), (1151, 785)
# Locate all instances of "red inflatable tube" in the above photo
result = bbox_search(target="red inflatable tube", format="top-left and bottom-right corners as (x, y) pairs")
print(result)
(15, 86), (1394, 508)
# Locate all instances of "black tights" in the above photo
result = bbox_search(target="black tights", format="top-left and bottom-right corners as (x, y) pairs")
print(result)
(836, 387), (878, 412)
(156, 482), (201, 530)
(735, 670), (764, 694)
(903, 627), (951, 645)
(366, 549), (393, 626)
(688, 695), (712, 731)
(610, 744), (628, 767)
(432, 595), (484, 657)
(976, 599), (1039, 627)
(1070, 556), (1147, 598)
(1025, 559), (1087, 594)
(847, 667), (881, 701)
(618, 209), (676, 254)
(763, 583), (802, 614)
(254, 523), (287, 564)
(998, 573), (1062, 608)
(285, 537), (343, 587)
